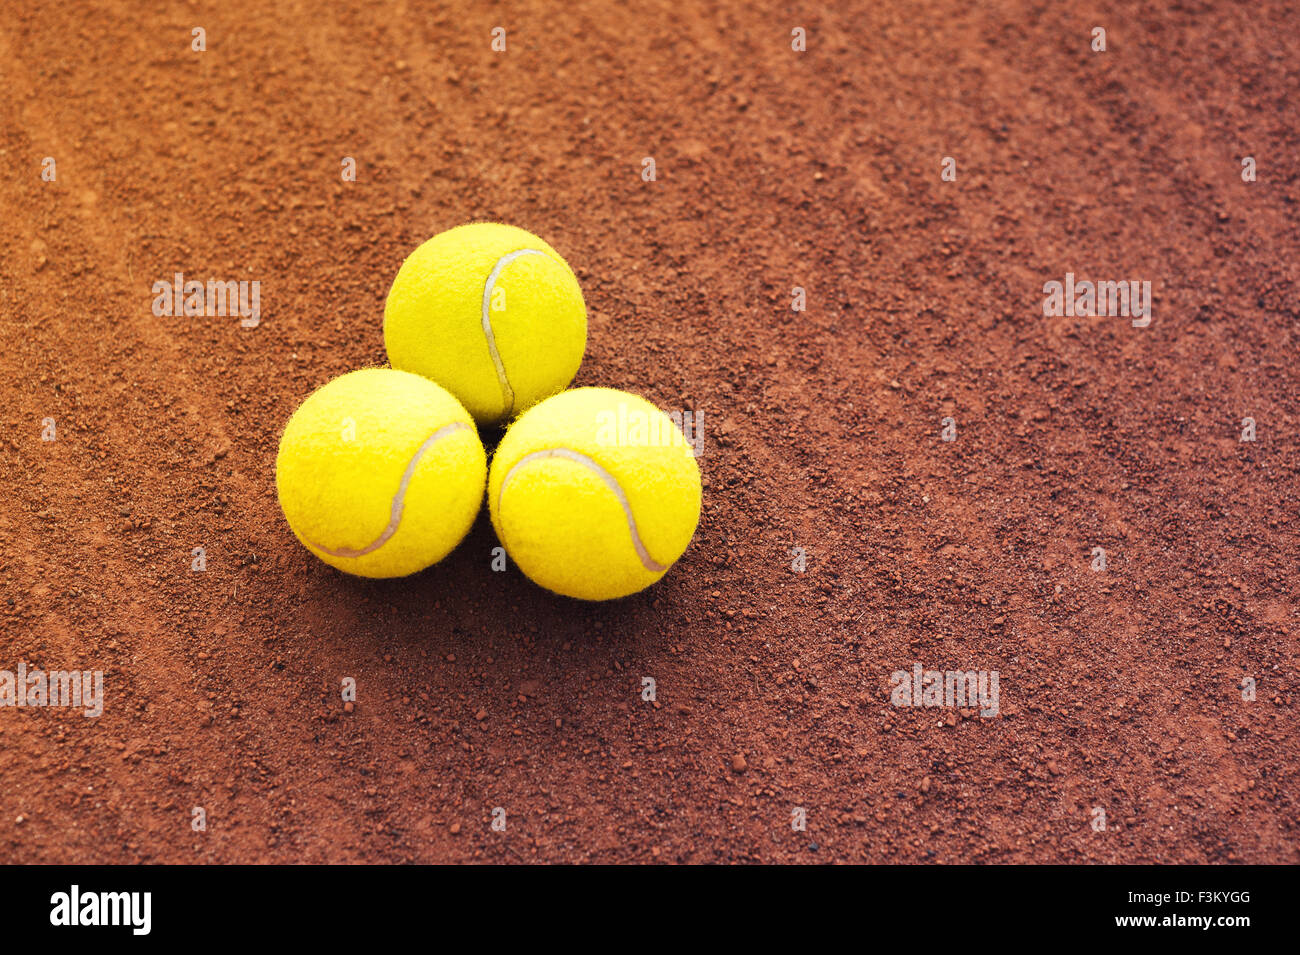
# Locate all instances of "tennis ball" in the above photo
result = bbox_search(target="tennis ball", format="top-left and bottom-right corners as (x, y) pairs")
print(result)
(488, 387), (702, 600)
(384, 222), (587, 426)
(276, 368), (486, 578)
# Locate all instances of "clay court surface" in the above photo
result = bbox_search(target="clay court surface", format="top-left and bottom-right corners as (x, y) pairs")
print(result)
(2, 1), (1297, 863)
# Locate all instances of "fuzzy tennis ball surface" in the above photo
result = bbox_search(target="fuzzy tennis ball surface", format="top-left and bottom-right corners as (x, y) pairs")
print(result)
(276, 368), (486, 578)
(489, 387), (702, 600)
(384, 222), (587, 427)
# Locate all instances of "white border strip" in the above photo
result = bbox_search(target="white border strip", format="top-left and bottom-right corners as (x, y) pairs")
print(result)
(482, 248), (546, 417)
(309, 421), (471, 558)
(499, 447), (666, 573)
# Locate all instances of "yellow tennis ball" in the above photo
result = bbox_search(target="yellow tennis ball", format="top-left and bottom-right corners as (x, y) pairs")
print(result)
(276, 368), (486, 578)
(489, 387), (702, 600)
(383, 222), (587, 426)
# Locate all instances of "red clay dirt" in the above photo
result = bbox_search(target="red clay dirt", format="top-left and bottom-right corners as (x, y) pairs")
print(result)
(1, 1), (1297, 863)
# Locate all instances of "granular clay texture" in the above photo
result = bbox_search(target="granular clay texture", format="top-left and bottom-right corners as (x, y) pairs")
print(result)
(0, 1), (1296, 862)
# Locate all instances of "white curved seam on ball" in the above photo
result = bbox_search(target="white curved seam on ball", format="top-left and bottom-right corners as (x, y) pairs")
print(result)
(308, 421), (471, 559)
(499, 447), (667, 574)
(482, 248), (546, 418)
